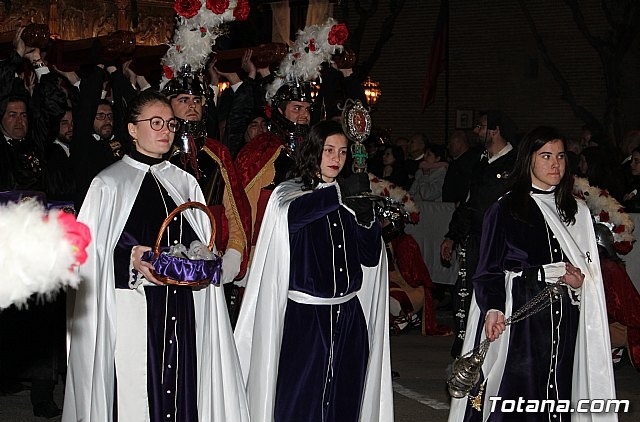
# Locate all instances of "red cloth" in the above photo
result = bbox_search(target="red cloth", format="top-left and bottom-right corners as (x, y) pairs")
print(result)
(421, 0), (449, 109)
(253, 188), (273, 245)
(235, 132), (283, 189)
(390, 233), (451, 336)
(203, 139), (252, 280)
(600, 256), (640, 370)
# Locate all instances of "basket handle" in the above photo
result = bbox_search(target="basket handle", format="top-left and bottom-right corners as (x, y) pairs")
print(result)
(153, 201), (216, 256)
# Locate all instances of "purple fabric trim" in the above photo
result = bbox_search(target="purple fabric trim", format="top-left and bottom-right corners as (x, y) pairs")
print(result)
(142, 250), (221, 286)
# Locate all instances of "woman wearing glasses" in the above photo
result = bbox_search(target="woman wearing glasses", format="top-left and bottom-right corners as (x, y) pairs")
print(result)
(63, 90), (249, 422)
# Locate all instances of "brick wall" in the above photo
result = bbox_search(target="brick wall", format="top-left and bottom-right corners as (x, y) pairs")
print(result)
(347, 0), (640, 146)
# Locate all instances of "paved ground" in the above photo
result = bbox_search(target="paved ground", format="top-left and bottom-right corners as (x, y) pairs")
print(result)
(1, 310), (638, 421)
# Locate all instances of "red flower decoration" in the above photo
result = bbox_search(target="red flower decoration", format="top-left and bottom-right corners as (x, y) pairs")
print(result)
(263, 104), (272, 119)
(614, 240), (633, 255)
(206, 0), (229, 14)
(57, 211), (91, 266)
(163, 66), (174, 80)
(327, 23), (349, 46)
(613, 224), (625, 234)
(174, 0), (202, 19)
(233, 0), (250, 21)
(308, 39), (317, 52)
(598, 210), (610, 222)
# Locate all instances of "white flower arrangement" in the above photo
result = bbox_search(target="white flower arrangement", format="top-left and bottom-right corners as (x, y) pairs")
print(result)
(265, 18), (349, 103)
(573, 176), (635, 254)
(369, 173), (420, 224)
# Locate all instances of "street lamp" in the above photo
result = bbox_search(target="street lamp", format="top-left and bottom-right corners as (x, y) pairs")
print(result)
(363, 77), (381, 109)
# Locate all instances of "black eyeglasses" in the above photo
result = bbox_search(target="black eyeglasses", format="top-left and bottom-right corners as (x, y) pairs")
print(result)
(133, 116), (180, 133)
(95, 112), (114, 120)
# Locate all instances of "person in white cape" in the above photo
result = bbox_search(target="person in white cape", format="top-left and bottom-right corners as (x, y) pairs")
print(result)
(62, 90), (249, 422)
(448, 126), (616, 422)
(234, 120), (394, 422)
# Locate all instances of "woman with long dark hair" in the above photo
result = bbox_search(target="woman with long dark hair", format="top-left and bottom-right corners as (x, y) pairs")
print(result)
(235, 120), (393, 422)
(448, 126), (615, 422)
(381, 145), (410, 189)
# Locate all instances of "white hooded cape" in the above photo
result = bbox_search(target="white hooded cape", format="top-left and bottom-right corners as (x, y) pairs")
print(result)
(62, 155), (249, 422)
(448, 194), (616, 422)
(234, 180), (394, 422)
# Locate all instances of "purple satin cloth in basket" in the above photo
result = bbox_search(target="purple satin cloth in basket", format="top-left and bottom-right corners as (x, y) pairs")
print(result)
(141, 250), (222, 286)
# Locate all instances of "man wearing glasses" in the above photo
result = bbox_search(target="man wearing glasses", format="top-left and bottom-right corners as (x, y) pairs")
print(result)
(71, 61), (134, 210)
(440, 110), (517, 359)
(162, 67), (252, 326)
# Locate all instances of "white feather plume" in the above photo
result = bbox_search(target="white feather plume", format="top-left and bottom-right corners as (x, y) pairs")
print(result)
(0, 201), (81, 309)
(161, 0), (239, 89)
(266, 17), (347, 103)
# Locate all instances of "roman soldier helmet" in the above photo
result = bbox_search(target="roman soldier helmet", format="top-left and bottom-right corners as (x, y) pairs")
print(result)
(161, 64), (207, 100)
(378, 198), (407, 243)
(594, 222), (618, 258)
(269, 79), (314, 154)
(161, 65), (207, 154)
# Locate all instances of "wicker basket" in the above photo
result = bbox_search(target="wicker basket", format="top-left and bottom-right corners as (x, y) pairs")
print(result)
(142, 201), (221, 287)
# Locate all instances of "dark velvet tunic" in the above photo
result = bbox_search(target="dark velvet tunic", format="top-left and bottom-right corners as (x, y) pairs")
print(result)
(274, 186), (382, 422)
(113, 151), (199, 422)
(464, 192), (580, 422)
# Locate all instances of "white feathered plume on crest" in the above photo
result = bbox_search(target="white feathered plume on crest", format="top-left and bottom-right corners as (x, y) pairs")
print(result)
(161, 0), (248, 87)
(0, 201), (91, 309)
(266, 17), (349, 103)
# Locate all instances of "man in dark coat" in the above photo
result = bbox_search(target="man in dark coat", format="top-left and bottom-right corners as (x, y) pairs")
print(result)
(442, 130), (481, 204)
(440, 110), (518, 358)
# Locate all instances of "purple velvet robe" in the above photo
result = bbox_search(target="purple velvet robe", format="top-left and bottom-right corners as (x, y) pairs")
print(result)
(113, 152), (199, 422)
(274, 186), (382, 422)
(464, 193), (580, 422)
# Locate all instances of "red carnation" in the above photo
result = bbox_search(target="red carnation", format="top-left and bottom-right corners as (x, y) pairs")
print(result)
(613, 224), (625, 234)
(206, 0), (229, 14)
(174, 0), (201, 19)
(327, 23), (349, 46)
(263, 104), (272, 119)
(598, 210), (610, 222)
(163, 66), (174, 80)
(233, 0), (250, 21)
(57, 211), (91, 266)
(308, 39), (317, 52)
(614, 240), (633, 255)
